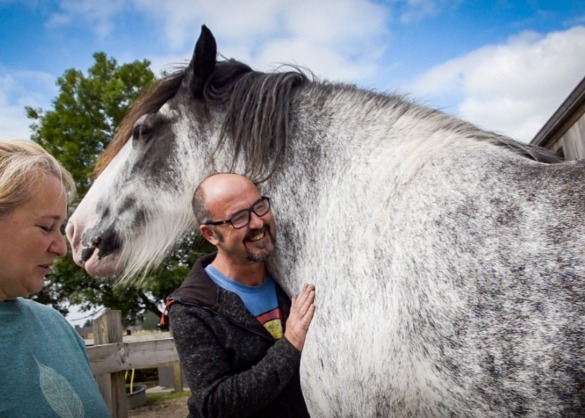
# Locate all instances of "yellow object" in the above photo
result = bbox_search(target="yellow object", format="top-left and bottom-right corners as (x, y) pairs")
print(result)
(125, 369), (136, 393)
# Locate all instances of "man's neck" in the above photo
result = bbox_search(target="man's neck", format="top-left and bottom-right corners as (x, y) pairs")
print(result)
(211, 253), (267, 286)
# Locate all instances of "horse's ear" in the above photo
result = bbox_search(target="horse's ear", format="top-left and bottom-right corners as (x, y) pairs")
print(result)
(189, 25), (217, 98)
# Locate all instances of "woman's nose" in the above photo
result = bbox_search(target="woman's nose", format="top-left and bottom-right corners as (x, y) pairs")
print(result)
(50, 232), (68, 257)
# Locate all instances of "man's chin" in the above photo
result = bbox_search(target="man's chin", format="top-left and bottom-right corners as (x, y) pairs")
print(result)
(247, 251), (271, 262)
(245, 234), (274, 262)
(246, 245), (273, 262)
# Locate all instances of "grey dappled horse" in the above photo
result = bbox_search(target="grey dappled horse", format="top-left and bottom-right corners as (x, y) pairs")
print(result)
(66, 26), (585, 417)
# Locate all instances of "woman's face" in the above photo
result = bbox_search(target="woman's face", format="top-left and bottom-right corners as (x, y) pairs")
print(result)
(0, 174), (68, 300)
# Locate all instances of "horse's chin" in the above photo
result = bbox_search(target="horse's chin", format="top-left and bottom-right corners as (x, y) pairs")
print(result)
(84, 252), (123, 278)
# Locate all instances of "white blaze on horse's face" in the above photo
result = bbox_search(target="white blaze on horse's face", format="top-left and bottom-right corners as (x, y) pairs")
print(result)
(66, 105), (201, 278)
(66, 142), (132, 277)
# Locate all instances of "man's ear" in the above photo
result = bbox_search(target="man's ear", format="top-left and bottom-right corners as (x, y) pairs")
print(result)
(200, 225), (219, 245)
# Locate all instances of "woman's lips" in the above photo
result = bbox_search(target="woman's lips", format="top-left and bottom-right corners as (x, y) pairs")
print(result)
(38, 264), (53, 275)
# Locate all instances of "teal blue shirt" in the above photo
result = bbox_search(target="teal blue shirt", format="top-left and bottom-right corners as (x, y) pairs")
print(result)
(0, 298), (110, 418)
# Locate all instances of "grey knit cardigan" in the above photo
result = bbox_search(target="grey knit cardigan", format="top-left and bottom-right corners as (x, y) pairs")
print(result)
(167, 253), (311, 418)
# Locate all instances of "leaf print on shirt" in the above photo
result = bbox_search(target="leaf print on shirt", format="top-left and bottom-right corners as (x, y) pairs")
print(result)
(35, 357), (85, 418)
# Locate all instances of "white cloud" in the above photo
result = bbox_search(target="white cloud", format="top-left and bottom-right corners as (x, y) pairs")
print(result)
(132, 0), (391, 83)
(48, 0), (127, 37)
(132, 0), (282, 51)
(409, 26), (585, 142)
(0, 99), (32, 141)
(0, 68), (57, 140)
(255, 0), (389, 82)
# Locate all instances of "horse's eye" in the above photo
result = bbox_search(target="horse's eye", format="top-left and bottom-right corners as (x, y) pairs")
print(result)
(132, 123), (152, 143)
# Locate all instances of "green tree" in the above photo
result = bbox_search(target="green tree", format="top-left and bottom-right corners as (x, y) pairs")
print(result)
(27, 52), (154, 195)
(27, 53), (213, 325)
(141, 311), (162, 331)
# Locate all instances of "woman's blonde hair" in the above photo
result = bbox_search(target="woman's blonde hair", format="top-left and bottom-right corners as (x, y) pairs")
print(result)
(0, 140), (76, 218)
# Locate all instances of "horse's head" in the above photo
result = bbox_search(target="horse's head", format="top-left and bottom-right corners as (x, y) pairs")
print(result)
(68, 25), (307, 278)
(66, 26), (223, 278)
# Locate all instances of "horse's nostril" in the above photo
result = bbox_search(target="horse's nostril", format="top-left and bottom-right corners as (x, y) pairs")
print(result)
(80, 246), (96, 263)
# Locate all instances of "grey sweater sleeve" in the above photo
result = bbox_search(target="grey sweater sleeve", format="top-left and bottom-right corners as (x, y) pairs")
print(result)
(170, 302), (302, 418)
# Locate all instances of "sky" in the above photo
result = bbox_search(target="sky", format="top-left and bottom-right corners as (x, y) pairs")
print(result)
(2, 0), (585, 146)
(2, 0), (585, 323)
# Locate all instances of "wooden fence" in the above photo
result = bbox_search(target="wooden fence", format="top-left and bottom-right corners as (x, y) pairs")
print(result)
(86, 310), (183, 418)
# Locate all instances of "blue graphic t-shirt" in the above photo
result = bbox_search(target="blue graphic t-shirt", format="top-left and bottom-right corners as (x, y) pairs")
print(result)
(0, 298), (110, 418)
(205, 265), (284, 339)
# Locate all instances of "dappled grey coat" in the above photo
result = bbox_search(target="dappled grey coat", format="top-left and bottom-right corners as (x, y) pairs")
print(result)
(167, 253), (310, 418)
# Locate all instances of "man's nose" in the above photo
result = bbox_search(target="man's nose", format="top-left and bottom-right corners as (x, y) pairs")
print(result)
(248, 211), (264, 229)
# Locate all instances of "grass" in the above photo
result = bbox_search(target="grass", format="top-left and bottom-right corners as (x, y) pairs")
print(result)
(145, 390), (190, 405)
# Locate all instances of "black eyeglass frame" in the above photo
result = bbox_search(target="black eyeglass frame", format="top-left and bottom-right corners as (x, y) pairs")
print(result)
(203, 196), (271, 229)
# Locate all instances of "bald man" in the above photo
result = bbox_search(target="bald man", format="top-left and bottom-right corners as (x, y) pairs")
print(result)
(166, 173), (315, 418)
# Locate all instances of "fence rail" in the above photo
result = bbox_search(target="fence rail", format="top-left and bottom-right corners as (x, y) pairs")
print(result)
(87, 338), (179, 375)
(87, 310), (183, 418)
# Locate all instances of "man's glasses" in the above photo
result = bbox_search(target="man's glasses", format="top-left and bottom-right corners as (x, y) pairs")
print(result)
(204, 197), (271, 229)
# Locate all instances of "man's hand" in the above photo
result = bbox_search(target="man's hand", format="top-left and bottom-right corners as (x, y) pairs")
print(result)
(284, 283), (316, 351)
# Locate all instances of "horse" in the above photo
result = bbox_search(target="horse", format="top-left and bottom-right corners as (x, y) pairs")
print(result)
(66, 25), (585, 417)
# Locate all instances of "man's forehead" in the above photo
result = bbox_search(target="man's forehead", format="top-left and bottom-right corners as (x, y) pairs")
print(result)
(202, 173), (251, 192)
(203, 178), (260, 214)
(205, 182), (248, 199)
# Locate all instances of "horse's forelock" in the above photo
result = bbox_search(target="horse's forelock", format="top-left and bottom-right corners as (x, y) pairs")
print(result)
(204, 61), (310, 182)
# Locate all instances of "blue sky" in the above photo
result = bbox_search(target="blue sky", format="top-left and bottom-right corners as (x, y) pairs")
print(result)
(1, 1), (585, 323)
(2, 0), (585, 146)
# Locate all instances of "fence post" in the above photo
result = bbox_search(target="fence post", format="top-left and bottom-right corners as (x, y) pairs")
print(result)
(94, 310), (128, 418)
(172, 361), (183, 393)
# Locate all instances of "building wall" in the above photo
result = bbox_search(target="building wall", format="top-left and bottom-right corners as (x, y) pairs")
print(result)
(531, 75), (585, 161)
(547, 113), (585, 160)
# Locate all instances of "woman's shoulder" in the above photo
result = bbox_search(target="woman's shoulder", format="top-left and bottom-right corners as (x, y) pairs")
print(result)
(17, 297), (70, 323)
(17, 296), (56, 311)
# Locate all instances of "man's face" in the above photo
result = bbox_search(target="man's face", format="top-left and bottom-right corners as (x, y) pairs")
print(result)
(206, 182), (277, 264)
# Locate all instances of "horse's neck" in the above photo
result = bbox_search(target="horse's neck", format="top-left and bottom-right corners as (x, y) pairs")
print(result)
(293, 84), (462, 160)
(284, 86), (464, 194)
(265, 95), (538, 301)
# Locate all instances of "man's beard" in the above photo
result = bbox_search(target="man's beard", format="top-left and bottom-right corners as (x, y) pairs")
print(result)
(246, 226), (275, 262)
(247, 244), (272, 262)
(214, 224), (276, 262)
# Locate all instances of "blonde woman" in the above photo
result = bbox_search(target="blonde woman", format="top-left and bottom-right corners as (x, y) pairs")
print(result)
(0, 140), (109, 417)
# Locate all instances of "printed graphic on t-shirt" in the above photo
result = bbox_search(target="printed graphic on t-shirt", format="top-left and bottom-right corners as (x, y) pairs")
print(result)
(36, 357), (85, 418)
(257, 308), (284, 339)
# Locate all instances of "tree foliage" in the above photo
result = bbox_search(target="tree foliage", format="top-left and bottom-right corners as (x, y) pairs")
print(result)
(27, 52), (213, 325)
(27, 52), (154, 195)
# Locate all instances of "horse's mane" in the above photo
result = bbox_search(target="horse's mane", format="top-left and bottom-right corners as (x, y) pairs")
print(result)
(96, 58), (560, 177)
(95, 59), (309, 180)
(416, 107), (563, 164)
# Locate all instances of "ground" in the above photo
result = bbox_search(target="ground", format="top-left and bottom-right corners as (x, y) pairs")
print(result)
(128, 390), (189, 418)
(129, 395), (188, 418)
